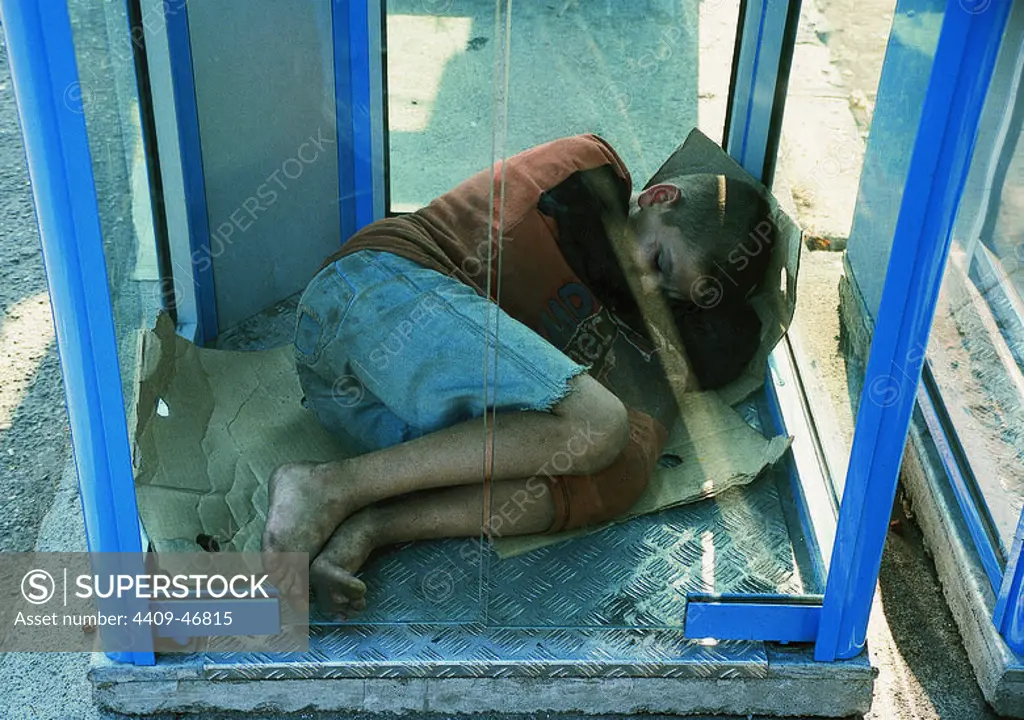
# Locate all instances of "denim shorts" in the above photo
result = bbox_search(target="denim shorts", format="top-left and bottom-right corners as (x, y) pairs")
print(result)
(293, 249), (588, 452)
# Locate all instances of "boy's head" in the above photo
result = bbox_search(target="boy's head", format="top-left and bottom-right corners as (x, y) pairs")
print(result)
(627, 173), (775, 309)
(626, 173), (777, 389)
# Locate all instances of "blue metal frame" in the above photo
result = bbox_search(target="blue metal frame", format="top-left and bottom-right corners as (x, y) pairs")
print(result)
(0, 0), (154, 666)
(162, 1), (218, 344)
(815, 0), (1012, 662)
(333, 0), (356, 242)
(334, 0), (377, 238)
(994, 509), (1024, 655)
(725, 0), (800, 182)
(686, 595), (822, 643)
(366, 0), (387, 221)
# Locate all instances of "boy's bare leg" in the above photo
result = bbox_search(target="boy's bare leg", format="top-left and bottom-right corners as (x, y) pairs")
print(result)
(263, 373), (626, 593)
(310, 477), (556, 614)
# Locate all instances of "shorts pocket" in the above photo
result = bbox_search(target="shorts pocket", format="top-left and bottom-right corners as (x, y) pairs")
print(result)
(295, 308), (325, 362)
(294, 265), (357, 366)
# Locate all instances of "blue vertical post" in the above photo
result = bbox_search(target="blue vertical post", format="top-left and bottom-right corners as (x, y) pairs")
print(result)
(724, 0), (801, 184)
(163, 1), (218, 344)
(815, 0), (1012, 662)
(993, 508), (1024, 655)
(1, 0), (154, 665)
(334, 0), (376, 238)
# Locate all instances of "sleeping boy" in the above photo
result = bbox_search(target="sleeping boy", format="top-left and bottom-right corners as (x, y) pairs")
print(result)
(262, 134), (775, 613)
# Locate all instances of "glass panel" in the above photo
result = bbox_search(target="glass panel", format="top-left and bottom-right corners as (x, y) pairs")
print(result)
(66, 0), (162, 427)
(774, 0), (898, 494)
(66, 1), (494, 628)
(475, 1), (826, 632)
(169, 1), (492, 625)
(927, 93), (1024, 556)
(385, 0), (740, 211)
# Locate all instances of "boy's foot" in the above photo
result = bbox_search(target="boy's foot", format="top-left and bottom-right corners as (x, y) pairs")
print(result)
(310, 510), (380, 616)
(262, 461), (358, 600)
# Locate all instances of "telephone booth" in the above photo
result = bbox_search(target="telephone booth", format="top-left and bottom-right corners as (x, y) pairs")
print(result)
(1, 0), (1021, 715)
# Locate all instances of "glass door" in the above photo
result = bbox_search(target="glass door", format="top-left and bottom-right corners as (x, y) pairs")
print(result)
(419, 0), (828, 633)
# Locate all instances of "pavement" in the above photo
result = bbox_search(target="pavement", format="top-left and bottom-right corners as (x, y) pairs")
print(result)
(0, 0), (1016, 717)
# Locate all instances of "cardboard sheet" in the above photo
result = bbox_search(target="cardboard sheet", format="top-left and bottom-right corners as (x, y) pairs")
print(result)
(133, 312), (358, 553)
(132, 129), (801, 559)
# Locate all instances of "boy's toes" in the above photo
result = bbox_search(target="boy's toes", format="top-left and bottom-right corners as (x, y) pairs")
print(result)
(311, 560), (367, 615)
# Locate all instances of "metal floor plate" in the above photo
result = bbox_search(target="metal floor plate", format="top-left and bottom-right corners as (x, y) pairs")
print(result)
(306, 440), (809, 630)
(201, 629), (767, 680)
(189, 465), (809, 680)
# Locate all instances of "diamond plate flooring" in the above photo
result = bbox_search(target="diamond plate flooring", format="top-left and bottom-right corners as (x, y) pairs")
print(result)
(200, 627), (767, 679)
(189, 462), (811, 679)
(306, 462), (810, 631)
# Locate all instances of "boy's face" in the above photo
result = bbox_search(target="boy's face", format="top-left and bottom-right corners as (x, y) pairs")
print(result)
(628, 182), (706, 301)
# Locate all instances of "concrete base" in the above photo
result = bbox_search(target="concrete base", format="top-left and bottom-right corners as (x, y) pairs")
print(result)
(839, 258), (1024, 718)
(89, 645), (874, 717)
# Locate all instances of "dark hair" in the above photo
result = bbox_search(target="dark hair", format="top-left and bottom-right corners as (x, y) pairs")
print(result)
(670, 299), (763, 389)
(661, 174), (775, 305)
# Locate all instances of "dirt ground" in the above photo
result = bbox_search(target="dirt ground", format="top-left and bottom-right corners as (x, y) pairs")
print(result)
(0, 0), (1017, 718)
(815, 0), (892, 133)
(0, 35), (71, 556)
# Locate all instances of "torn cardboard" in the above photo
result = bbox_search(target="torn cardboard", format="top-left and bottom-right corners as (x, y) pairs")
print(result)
(133, 312), (358, 553)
